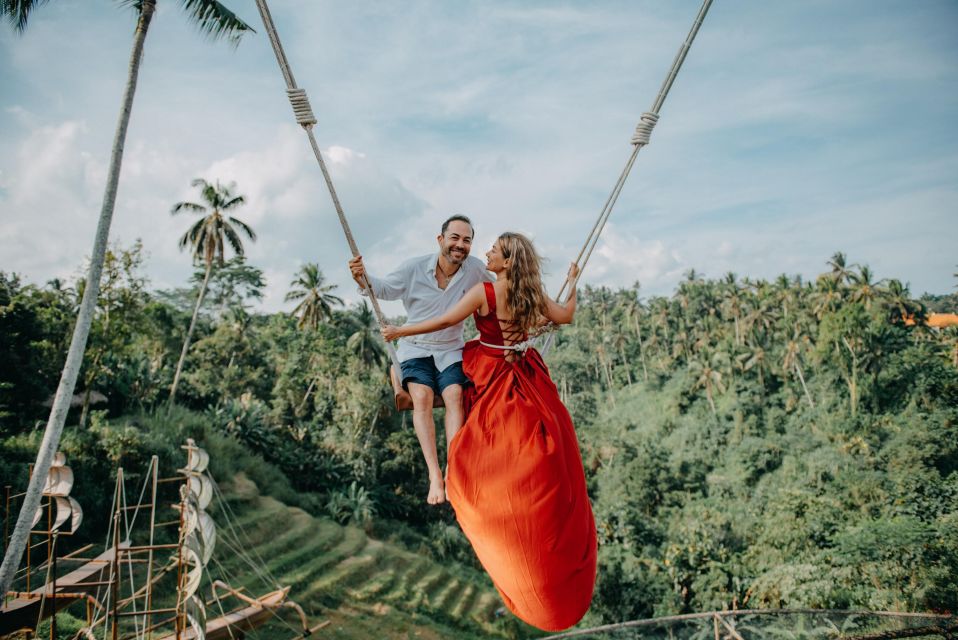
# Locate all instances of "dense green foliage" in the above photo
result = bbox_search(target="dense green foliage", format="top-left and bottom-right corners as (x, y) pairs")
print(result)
(2, 244), (956, 627)
(547, 260), (958, 620)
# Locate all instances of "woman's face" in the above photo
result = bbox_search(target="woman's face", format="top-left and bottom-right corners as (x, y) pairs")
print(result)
(485, 241), (508, 273)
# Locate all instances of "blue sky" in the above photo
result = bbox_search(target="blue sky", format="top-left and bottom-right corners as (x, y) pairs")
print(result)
(1, 1), (956, 313)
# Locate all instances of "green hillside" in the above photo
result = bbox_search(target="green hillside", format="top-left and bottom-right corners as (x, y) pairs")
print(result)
(208, 473), (518, 640)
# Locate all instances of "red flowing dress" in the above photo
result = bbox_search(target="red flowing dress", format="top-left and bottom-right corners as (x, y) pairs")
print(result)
(447, 282), (597, 632)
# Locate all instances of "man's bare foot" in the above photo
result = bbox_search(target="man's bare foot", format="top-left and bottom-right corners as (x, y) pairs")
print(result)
(427, 474), (446, 505)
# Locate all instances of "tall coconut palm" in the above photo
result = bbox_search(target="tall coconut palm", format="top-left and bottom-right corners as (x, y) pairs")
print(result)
(285, 263), (344, 330)
(169, 178), (256, 403)
(826, 251), (857, 285)
(884, 279), (925, 325)
(689, 351), (728, 416)
(849, 264), (885, 310)
(781, 327), (815, 408)
(812, 274), (844, 319)
(347, 301), (386, 368)
(0, 0), (252, 597)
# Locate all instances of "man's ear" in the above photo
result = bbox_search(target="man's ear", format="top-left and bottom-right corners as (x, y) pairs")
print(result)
(437, 233), (444, 245)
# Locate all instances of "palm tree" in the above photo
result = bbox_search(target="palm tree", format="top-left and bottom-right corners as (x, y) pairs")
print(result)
(826, 251), (857, 284)
(781, 327), (815, 408)
(884, 279), (925, 325)
(620, 293), (649, 382)
(689, 351), (728, 416)
(169, 178), (256, 403)
(848, 264), (885, 310)
(0, 0), (251, 595)
(721, 275), (745, 346)
(346, 301), (386, 367)
(737, 343), (770, 391)
(285, 263), (344, 330)
(812, 274), (844, 319)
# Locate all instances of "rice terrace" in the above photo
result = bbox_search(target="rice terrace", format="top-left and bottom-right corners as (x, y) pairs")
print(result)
(1, 1), (956, 640)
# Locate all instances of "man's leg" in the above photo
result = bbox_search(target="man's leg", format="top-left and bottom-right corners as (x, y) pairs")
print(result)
(437, 361), (468, 452)
(407, 381), (445, 505)
(439, 384), (464, 502)
(440, 384), (464, 450)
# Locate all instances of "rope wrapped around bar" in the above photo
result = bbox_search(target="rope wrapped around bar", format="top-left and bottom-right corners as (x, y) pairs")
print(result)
(631, 112), (659, 146)
(287, 88), (317, 127)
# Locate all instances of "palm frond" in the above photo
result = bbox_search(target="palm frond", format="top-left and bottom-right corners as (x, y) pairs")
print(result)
(171, 201), (207, 215)
(228, 216), (257, 241)
(2, 0), (50, 33)
(222, 224), (246, 257)
(178, 0), (254, 47)
(323, 290), (344, 307)
(221, 194), (246, 211)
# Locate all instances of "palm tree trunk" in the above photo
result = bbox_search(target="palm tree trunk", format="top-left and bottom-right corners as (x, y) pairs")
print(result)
(78, 349), (103, 428)
(794, 362), (815, 409)
(297, 377), (317, 414)
(841, 336), (859, 416)
(169, 260), (212, 404)
(0, 0), (155, 597)
(634, 317), (649, 382)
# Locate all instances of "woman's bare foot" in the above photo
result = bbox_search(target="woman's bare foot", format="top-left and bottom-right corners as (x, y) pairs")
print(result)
(427, 473), (446, 505)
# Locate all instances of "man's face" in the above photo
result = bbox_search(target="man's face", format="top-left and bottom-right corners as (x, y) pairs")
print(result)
(438, 220), (473, 265)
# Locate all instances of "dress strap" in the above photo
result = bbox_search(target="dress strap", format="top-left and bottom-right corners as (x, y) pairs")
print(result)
(483, 281), (497, 313)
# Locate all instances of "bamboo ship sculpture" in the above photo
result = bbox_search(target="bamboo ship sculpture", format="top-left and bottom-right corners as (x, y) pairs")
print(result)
(1, 453), (123, 637)
(2, 441), (326, 640)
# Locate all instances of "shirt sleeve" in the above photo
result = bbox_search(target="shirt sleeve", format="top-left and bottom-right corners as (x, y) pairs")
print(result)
(362, 261), (409, 301)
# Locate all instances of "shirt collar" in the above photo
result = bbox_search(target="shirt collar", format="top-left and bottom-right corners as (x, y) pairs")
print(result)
(427, 252), (468, 280)
(426, 252), (440, 274)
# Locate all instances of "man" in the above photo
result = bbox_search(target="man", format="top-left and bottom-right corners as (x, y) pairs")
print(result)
(348, 215), (491, 504)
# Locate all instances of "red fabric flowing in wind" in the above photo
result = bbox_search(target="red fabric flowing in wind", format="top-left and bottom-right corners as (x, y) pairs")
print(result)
(447, 283), (597, 632)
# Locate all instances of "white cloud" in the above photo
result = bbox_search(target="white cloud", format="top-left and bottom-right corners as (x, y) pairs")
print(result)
(585, 225), (685, 294)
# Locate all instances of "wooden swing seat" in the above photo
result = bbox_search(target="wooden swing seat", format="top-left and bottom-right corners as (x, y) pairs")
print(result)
(390, 365), (445, 411)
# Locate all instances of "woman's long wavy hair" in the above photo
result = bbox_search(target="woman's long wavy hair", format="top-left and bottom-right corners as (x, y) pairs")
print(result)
(498, 232), (549, 333)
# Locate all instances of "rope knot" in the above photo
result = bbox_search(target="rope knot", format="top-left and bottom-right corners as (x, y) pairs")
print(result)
(631, 111), (659, 146)
(286, 88), (317, 127)
(480, 338), (536, 356)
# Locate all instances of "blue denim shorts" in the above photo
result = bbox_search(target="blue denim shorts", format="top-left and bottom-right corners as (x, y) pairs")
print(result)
(400, 357), (467, 395)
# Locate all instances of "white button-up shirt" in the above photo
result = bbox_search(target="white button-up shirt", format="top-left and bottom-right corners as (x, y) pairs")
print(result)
(364, 253), (492, 371)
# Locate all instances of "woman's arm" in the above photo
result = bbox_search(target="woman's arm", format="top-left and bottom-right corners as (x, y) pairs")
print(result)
(382, 283), (486, 341)
(543, 287), (576, 325)
(542, 263), (579, 326)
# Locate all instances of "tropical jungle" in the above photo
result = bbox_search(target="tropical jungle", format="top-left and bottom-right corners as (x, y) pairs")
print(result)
(2, 212), (956, 638)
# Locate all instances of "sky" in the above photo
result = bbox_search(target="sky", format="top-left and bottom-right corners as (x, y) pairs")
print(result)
(1, 1), (956, 315)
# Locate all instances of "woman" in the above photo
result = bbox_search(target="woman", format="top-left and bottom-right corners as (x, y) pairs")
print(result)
(382, 232), (597, 632)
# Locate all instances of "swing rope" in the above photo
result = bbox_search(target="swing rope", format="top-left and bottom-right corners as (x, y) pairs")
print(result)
(253, 0), (402, 375)
(538, 0), (713, 354)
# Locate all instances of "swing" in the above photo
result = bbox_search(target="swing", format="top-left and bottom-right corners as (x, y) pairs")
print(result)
(252, 0), (712, 413)
(253, 3), (713, 630)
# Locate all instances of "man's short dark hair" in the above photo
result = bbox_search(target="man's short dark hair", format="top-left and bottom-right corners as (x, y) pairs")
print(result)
(441, 214), (474, 238)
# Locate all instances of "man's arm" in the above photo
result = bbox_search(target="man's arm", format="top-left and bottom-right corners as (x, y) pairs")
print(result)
(348, 255), (407, 301)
